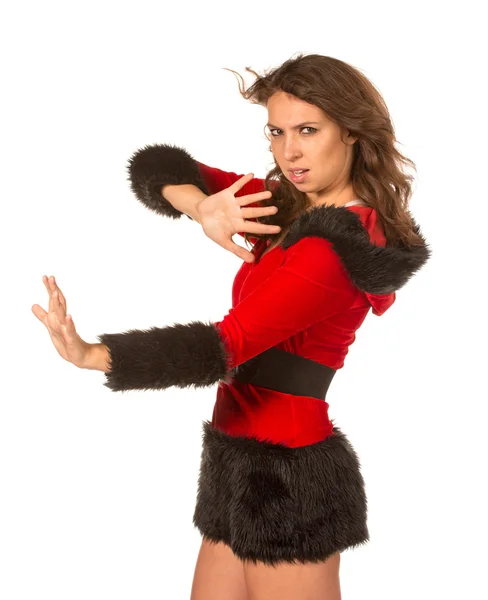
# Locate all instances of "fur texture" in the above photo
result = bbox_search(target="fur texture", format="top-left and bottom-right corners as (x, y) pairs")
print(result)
(97, 144), (430, 392)
(128, 143), (431, 294)
(283, 205), (431, 294)
(97, 320), (232, 392)
(126, 143), (210, 220)
(193, 419), (369, 566)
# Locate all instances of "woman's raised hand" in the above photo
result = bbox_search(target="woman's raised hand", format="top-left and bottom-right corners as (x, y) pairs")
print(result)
(32, 275), (91, 369)
(195, 173), (281, 263)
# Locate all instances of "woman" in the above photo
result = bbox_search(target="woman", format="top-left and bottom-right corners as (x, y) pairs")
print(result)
(32, 54), (431, 599)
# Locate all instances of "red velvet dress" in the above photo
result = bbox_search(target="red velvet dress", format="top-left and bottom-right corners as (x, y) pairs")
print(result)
(196, 162), (396, 448)
(98, 143), (430, 564)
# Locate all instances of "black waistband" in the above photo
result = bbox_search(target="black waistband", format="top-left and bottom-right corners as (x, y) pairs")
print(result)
(229, 347), (336, 400)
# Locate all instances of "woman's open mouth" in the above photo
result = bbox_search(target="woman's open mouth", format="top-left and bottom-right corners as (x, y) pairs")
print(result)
(289, 169), (309, 183)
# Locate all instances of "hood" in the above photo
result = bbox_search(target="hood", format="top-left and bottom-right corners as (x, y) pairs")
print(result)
(280, 203), (431, 316)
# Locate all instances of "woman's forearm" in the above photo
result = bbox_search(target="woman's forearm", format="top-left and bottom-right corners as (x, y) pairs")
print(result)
(83, 343), (111, 372)
(162, 184), (207, 224)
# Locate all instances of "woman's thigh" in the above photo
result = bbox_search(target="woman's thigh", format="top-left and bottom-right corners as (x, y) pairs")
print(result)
(243, 551), (341, 600)
(190, 536), (248, 600)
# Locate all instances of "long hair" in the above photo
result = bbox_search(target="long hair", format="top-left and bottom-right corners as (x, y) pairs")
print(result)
(224, 53), (424, 248)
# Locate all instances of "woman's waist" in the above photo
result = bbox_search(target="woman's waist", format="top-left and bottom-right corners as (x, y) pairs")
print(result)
(211, 380), (334, 448)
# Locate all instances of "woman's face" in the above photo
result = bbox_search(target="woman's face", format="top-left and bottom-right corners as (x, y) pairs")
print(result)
(266, 91), (358, 207)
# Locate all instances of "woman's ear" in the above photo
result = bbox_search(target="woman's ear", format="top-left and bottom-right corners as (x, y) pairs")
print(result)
(343, 129), (357, 144)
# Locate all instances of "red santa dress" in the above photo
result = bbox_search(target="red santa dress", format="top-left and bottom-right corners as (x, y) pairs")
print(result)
(97, 144), (431, 566)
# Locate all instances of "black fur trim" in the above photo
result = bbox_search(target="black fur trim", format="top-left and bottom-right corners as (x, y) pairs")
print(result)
(281, 204), (431, 294)
(193, 420), (369, 566)
(127, 143), (430, 294)
(97, 321), (232, 392)
(126, 143), (210, 220)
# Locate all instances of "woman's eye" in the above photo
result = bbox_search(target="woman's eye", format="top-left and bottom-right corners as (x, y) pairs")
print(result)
(269, 127), (317, 136)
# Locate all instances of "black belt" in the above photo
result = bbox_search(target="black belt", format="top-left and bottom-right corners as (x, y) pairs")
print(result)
(229, 347), (336, 400)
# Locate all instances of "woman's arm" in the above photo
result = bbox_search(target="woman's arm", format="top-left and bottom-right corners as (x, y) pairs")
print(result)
(127, 144), (271, 240)
(83, 342), (111, 372)
(95, 238), (360, 393)
(161, 183), (207, 224)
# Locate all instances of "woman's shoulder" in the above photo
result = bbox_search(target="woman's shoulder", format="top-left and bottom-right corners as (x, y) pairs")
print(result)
(279, 203), (429, 296)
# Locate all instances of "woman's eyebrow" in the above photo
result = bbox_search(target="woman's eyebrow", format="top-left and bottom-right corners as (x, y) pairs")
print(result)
(266, 121), (322, 129)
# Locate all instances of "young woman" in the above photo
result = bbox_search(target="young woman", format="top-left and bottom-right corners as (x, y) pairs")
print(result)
(32, 54), (431, 600)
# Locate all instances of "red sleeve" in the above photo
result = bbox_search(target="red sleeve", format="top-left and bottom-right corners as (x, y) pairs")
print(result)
(213, 237), (360, 370)
(196, 161), (267, 242)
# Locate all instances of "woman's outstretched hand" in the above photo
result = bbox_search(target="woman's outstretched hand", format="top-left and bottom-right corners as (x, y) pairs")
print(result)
(195, 173), (281, 263)
(32, 275), (92, 369)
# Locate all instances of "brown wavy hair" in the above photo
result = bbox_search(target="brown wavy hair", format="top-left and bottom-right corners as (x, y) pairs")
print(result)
(223, 53), (424, 249)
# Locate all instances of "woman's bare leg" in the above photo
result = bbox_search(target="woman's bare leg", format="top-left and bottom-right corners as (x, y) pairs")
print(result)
(243, 551), (341, 600)
(190, 536), (248, 600)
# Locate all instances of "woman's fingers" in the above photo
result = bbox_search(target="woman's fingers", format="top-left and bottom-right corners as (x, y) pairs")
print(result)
(220, 239), (256, 263)
(237, 204), (281, 235)
(240, 205), (279, 219)
(50, 275), (67, 311)
(40, 275), (66, 334)
(45, 275), (67, 312)
(228, 172), (255, 195)
(52, 289), (66, 326)
(228, 174), (274, 203)
(35, 275), (86, 366)
(237, 189), (274, 206)
(64, 313), (77, 335)
(238, 222), (281, 236)
(42, 275), (55, 314)
(32, 300), (63, 350)
(232, 189), (281, 234)
(42, 275), (50, 294)
(234, 189), (280, 226)
(47, 278), (77, 336)
(31, 303), (47, 323)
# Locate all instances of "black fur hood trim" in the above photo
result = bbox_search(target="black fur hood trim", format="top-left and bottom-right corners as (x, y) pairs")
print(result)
(281, 204), (431, 295)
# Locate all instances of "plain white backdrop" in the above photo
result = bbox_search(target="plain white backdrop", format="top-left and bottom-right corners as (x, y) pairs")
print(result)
(2, 0), (486, 598)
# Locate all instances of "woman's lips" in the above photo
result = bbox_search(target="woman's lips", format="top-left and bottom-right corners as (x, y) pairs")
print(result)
(289, 169), (309, 183)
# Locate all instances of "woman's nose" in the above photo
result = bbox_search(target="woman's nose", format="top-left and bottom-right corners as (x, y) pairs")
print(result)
(283, 138), (302, 160)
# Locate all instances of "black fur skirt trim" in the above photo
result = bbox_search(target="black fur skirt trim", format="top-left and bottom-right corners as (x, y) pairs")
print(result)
(192, 420), (369, 566)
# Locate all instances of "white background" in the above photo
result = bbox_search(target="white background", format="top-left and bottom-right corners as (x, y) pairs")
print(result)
(2, 0), (486, 598)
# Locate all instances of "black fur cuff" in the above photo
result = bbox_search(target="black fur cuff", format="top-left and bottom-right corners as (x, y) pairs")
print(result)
(126, 143), (210, 220)
(97, 320), (232, 392)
